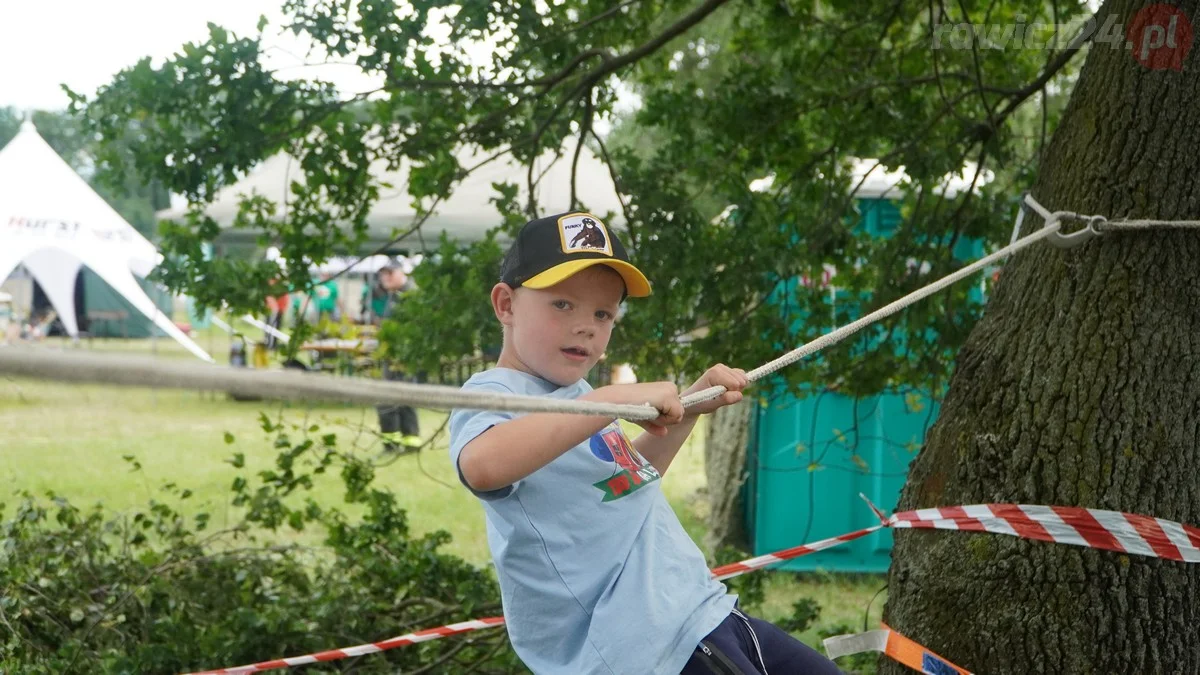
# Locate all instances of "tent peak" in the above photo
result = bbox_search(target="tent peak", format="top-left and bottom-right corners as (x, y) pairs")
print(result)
(0, 118), (214, 362)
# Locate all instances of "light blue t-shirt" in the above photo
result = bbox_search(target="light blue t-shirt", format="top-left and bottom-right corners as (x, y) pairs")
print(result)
(449, 368), (735, 675)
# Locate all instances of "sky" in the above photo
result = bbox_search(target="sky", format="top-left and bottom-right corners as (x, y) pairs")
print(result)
(0, 0), (635, 152)
(0, 1), (386, 111)
(4, 0), (1107, 113)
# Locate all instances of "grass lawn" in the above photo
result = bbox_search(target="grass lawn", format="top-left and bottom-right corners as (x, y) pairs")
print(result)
(0, 336), (884, 670)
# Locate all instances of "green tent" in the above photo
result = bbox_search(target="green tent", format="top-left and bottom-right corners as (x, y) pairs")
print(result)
(78, 269), (174, 338)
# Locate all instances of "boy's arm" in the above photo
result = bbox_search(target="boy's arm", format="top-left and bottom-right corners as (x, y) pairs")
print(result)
(634, 364), (750, 476)
(633, 415), (701, 476)
(458, 382), (683, 493)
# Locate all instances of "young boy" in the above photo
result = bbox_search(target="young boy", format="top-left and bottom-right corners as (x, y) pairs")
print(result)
(449, 212), (843, 674)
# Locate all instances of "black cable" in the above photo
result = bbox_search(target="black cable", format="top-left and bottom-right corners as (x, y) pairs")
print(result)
(863, 583), (888, 632)
(799, 388), (830, 544)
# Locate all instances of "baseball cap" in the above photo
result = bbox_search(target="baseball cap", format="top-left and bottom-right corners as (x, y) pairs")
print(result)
(500, 212), (651, 297)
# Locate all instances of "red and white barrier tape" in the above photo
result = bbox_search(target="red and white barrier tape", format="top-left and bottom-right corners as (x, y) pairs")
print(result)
(189, 617), (507, 675)
(888, 503), (1200, 563)
(186, 525), (884, 674)
(710, 524), (883, 580)
(824, 623), (973, 674)
(187, 502), (1200, 674)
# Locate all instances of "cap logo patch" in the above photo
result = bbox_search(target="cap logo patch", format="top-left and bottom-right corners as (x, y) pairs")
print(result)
(557, 213), (612, 256)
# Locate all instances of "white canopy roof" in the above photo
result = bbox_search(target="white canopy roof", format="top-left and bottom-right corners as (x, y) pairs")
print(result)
(157, 145), (626, 247)
(0, 122), (214, 362)
(849, 158), (994, 199)
(748, 159), (995, 200)
(308, 254), (423, 276)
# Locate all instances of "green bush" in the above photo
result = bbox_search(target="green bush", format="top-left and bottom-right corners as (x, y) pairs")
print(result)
(0, 414), (522, 674)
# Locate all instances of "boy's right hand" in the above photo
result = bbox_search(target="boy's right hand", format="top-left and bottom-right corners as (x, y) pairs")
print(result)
(588, 382), (684, 437)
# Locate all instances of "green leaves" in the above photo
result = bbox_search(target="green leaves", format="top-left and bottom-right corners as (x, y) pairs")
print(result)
(78, 0), (1085, 400)
(383, 231), (506, 373)
(0, 416), (517, 672)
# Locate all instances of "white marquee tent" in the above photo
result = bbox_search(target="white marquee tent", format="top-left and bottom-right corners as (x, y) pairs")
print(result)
(156, 144), (627, 247)
(0, 121), (214, 362)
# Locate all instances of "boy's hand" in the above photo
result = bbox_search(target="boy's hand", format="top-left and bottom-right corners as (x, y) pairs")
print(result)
(681, 364), (749, 417)
(589, 382), (684, 437)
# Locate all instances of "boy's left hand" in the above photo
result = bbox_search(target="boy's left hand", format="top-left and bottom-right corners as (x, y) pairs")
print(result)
(681, 364), (749, 417)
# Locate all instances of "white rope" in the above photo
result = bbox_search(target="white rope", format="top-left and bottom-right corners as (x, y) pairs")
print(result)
(678, 220), (1061, 408)
(1022, 192), (1200, 231)
(6, 192), (1191, 419)
(1097, 218), (1200, 231)
(681, 194), (1200, 408)
(0, 348), (662, 421)
(0, 209), (1067, 420)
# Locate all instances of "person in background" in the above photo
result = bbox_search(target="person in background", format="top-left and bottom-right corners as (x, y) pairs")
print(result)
(26, 309), (57, 341)
(264, 282), (290, 350)
(263, 248), (291, 347)
(291, 272), (342, 327)
(361, 261), (416, 324)
(312, 272), (342, 323)
(0, 293), (12, 345)
(362, 265), (393, 326)
(366, 261), (422, 453)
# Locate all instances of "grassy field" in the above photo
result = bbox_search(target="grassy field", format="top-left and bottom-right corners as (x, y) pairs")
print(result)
(0, 334), (885, 665)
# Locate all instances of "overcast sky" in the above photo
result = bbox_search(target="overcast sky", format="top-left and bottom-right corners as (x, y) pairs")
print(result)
(5, 0), (1107, 113)
(0, 1), (385, 111)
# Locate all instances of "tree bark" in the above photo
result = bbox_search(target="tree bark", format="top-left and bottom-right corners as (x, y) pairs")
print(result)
(705, 400), (753, 552)
(882, 2), (1200, 672)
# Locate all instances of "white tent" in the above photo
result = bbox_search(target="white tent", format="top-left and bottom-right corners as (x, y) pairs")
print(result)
(309, 253), (423, 276)
(157, 145), (626, 246)
(848, 158), (994, 199)
(748, 159), (995, 200)
(0, 122), (214, 362)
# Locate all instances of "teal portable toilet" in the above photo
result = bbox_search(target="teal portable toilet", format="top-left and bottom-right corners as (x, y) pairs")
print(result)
(745, 195), (986, 573)
(746, 385), (938, 572)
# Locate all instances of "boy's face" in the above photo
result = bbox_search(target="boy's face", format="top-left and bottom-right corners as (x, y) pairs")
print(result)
(494, 266), (625, 386)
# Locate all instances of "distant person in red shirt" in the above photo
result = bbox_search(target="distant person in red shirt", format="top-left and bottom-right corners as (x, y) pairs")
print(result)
(265, 283), (289, 350)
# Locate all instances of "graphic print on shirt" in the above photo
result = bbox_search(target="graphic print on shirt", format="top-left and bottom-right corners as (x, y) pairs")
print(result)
(588, 423), (660, 502)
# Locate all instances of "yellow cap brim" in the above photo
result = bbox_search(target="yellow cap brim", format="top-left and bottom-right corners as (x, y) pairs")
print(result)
(522, 259), (652, 298)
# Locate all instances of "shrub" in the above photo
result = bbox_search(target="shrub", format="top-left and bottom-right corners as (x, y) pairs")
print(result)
(0, 414), (522, 674)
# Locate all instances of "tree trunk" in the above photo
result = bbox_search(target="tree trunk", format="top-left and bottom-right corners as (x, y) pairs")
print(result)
(705, 400), (753, 553)
(882, 2), (1200, 672)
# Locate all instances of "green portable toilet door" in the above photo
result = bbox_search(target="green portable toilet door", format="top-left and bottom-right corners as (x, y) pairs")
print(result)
(750, 387), (936, 573)
(745, 196), (979, 573)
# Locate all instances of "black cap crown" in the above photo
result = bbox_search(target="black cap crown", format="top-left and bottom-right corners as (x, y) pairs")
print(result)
(500, 212), (651, 297)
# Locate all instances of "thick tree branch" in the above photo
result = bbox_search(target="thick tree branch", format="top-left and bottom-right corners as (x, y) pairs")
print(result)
(509, 0), (648, 62)
(865, 0), (908, 69)
(929, 0), (985, 129)
(993, 13), (1095, 123)
(386, 0), (733, 95)
(954, 0), (1001, 133)
(589, 127), (638, 245)
(598, 0), (735, 74)
(570, 92), (595, 210)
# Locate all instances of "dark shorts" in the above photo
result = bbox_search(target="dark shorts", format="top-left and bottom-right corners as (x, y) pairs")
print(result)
(680, 608), (844, 675)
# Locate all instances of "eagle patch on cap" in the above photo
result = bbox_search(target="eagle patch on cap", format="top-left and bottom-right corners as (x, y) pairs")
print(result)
(557, 213), (612, 256)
